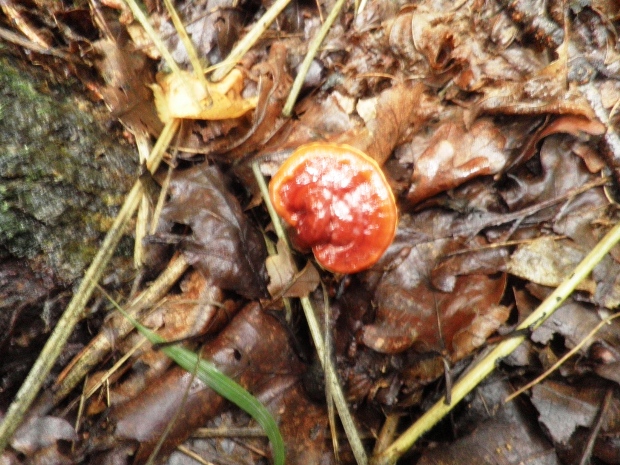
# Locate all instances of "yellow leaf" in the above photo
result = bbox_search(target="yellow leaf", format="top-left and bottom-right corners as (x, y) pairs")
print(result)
(151, 69), (258, 122)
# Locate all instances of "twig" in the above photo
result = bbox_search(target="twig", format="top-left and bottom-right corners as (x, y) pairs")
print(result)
(210, 0), (292, 82)
(282, 0), (347, 116)
(578, 387), (614, 465)
(371, 219), (620, 465)
(505, 311), (620, 403)
(0, 26), (81, 63)
(52, 254), (189, 404)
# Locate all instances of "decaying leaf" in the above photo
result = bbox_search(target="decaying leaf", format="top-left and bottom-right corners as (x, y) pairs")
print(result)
(530, 381), (606, 445)
(361, 216), (508, 358)
(266, 238), (320, 298)
(158, 164), (268, 298)
(10, 416), (77, 456)
(8, 0), (620, 463)
(151, 69), (258, 122)
(407, 118), (508, 205)
(507, 236), (596, 293)
(85, 271), (229, 414)
(271, 81), (437, 167)
(96, 304), (323, 464)
(419, 379), (562, 465)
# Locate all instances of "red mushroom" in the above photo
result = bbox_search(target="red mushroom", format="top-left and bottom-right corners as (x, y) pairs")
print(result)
(268, 143), (398, 274)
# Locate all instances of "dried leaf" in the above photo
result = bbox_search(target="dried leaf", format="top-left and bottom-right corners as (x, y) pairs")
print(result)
(93, 39), (163, 135)
(507, 237), (595, 293)
(266, 239), (320, 298)
(151, 69), (258, 122)
(338, 82), (437, 166)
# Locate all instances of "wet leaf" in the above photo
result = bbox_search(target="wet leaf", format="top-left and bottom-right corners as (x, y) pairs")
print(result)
(160, 164), (268, 298)
(113, 302), (285, 465)
(419, 378), (562, 464)
(105, 304), (304, 464)
(529, 292), (620, 351)
(407, 119), (508, 205)
(361, 216), (507, 358)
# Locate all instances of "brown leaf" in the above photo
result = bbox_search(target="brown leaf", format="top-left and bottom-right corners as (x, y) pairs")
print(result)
(451, 304), (510, 362)
(266, 239), (320, 298)
(473, 81), (597, 121)
(271, 81), (437, 168)
(407, 118), (507, 205)
(105, 303), (307, 464)
(93, 39), (163, 135)
(361, 217), (507, 357)
(337, 81), (437, 166)
(159, 164), (268, 299)
(222, 42), (293, 159)
(86, 272), (230, 412)
(530, 381), (605, 445)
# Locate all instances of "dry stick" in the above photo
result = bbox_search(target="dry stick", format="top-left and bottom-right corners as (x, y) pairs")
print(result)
(122, 0), (181, 76)
(505, 311), (620, 403)
(209, 0), (292, 82)
(252, 162), (369, 465)
(52, 254), (189, 404)
(371, 220), (620, 465)
(282, 0), (347, 117)
(578, 387), (614, 465)
(0, 118), (180, 454)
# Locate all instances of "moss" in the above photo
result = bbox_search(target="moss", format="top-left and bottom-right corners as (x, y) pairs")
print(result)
(0, 55), (137, 284)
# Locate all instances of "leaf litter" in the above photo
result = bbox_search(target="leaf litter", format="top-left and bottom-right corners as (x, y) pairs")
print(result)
(3, 0), (620, 464)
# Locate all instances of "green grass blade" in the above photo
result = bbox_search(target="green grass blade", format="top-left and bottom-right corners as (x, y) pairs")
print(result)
(105, 292), (285, 465)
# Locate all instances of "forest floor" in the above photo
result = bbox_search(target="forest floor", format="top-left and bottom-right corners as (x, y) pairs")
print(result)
(2, 0), (620, 464)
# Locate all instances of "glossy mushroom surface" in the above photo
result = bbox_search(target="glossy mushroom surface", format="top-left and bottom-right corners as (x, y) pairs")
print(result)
(269, 143), (397, 274)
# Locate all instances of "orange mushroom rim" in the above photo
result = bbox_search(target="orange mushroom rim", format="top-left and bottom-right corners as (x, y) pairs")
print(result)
(268, 143), (398, 274)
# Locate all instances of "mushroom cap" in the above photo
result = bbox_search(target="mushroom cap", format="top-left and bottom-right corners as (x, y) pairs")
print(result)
(269, 143), (398, 274)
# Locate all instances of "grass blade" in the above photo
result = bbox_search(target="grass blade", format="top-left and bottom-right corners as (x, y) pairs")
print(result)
(102, 287), (285, 465)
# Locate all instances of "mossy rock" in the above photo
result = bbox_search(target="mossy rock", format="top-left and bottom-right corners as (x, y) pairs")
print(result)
(0, 54), (137, 284)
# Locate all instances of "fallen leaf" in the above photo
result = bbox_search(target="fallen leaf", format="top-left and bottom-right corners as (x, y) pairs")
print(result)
(361, 216), (507, 358)
(93, 39), (163, 135)
(407, 118), (507, 205)
(151, 69), (258, 122)
(104, 304), (309, 464)
(158, 164), (268, 298)
(11, 416), (77, 455)
(507, 237), (596, 293)
(266, 239), (320, 298)
(530, 381), (605, 445)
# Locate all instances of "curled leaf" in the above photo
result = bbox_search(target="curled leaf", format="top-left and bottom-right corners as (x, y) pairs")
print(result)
(151, 69), (258, 122)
